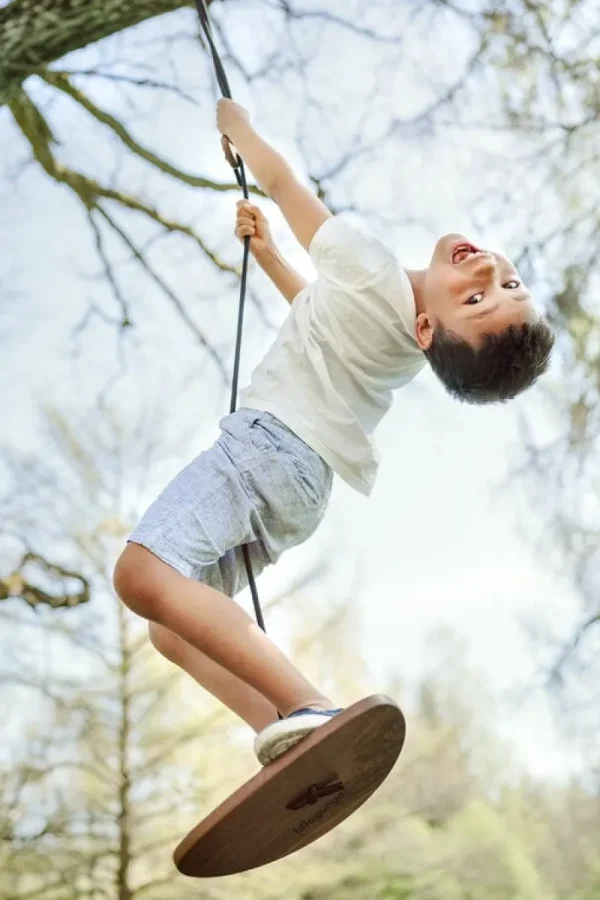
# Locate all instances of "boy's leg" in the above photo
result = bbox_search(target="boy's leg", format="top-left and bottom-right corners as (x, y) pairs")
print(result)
(115, 543), (333, 718)
(148, 622), (277, 732)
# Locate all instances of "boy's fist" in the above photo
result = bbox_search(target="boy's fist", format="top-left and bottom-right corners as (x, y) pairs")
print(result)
(235, 201), (273, 258)
(217, 98), (250, 137)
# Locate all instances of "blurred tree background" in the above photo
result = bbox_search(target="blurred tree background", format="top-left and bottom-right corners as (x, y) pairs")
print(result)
(1, 0), (599, 897)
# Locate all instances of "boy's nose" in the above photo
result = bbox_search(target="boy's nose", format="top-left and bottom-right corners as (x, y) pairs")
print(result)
(472, 252), (497, 276)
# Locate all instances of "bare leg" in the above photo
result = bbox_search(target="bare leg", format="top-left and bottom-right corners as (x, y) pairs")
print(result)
(115, 543), (332, 718)
(149, 623), (277, 732)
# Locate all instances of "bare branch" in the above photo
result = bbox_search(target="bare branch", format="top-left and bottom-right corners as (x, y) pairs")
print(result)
(94, 205), (228, 379)
(40, 69), (262, 196)
(547, 614), (600, 690)
(9, 85), (230, 378)
(86, 208), (133, 328)
(52, 67), (201, 104)
(0, 552), (90, 610)
(272, 0), (407, 43)
(0, 0), (193, 107)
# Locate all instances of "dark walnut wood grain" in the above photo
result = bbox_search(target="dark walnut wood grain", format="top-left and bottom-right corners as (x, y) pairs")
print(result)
(174, 694), (406, 877)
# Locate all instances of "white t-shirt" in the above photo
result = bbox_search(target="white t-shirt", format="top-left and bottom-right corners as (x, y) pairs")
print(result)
(240, 216), (425, 495)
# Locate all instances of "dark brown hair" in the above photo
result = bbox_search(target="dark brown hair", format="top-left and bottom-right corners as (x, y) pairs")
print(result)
(424, 320), (555, 404)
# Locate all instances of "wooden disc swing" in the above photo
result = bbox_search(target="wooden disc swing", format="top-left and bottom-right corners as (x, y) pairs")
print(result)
(175, 2), (407, 879)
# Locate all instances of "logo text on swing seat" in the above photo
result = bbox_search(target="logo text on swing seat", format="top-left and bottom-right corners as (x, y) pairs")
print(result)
(286, 778), (345, 834)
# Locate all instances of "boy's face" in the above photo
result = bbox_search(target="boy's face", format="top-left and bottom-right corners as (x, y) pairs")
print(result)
(415, 234), (538, 350)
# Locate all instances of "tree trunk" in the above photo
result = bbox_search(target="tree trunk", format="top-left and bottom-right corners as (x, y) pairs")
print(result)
(0, 0), (210, 107)
(116, 601), (134, 900)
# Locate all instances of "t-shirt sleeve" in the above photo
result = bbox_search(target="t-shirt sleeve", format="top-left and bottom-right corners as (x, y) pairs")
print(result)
(309, 216), (398, 291)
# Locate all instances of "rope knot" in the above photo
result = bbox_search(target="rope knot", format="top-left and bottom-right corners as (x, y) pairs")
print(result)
(286, 778), (344, 811)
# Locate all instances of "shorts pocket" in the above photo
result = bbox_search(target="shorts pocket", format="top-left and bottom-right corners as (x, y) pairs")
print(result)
(286, 452), (333, 509)
(248, 417), (282, 455)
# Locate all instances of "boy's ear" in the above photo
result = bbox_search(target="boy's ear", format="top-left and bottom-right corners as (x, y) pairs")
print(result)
(415, 312), (434, 351)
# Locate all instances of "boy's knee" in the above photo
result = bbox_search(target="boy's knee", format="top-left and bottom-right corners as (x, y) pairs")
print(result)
(113, 544), (165, 621)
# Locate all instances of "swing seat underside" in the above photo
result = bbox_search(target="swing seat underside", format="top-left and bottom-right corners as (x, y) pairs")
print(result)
(173, 694), (406, 878)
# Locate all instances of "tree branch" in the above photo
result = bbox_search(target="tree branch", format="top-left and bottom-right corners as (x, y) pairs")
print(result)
(274, 1), (407, 44)
(0, 552), (90, 610)
(9, 85), (230, 377)
(547, 612), (600, 688)
(40, 69), (261, 196)
(0, 0), (195, 107)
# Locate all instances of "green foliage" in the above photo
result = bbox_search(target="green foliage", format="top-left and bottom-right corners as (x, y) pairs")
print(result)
(299, 871), (416, 899)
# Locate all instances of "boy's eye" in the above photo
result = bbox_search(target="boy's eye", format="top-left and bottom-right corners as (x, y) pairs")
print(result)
(465, 292), (484, 305)
(465, 281), (521, 306)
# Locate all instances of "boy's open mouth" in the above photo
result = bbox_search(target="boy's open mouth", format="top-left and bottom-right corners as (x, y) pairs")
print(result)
(451, 242), (487, 265)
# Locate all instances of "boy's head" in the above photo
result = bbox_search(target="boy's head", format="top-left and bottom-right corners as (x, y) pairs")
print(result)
(412, 234), (554, 404)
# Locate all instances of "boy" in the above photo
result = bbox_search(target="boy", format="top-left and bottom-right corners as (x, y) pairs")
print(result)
(114, 99), (554, 766)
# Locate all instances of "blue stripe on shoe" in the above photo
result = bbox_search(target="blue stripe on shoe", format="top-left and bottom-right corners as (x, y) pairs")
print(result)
(286, 707), (343, 719)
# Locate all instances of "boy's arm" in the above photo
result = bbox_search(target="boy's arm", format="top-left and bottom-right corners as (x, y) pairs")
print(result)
(236, 200), (308, 305)
(218, 99), (332, 252)
(255, 245), (309, 305)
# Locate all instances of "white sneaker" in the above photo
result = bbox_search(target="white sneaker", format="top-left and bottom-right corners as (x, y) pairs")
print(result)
(254, 707), (343, 766)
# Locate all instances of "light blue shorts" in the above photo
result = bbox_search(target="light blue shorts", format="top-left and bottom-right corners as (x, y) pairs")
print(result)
(129, 409), (333, 597)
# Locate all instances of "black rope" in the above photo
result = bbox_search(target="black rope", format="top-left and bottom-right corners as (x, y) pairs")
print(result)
(194, 0), (267, 635)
